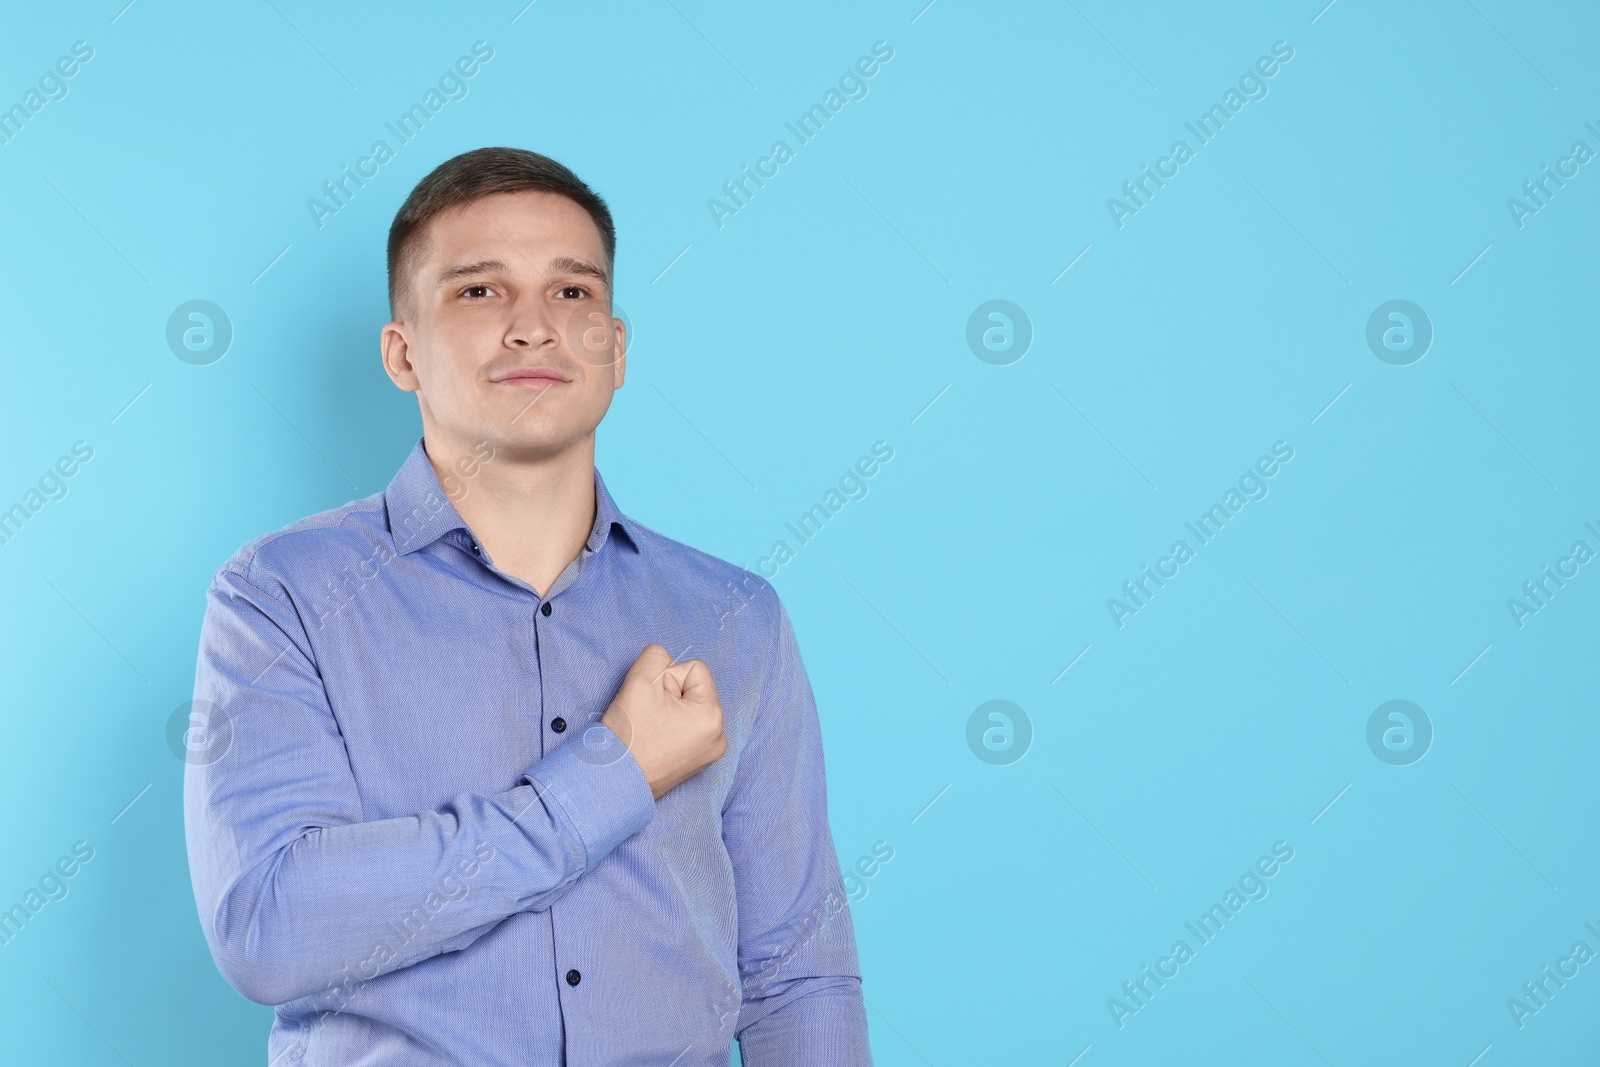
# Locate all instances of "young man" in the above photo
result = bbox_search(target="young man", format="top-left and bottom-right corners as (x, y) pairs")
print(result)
(184, 147), (871, 1065)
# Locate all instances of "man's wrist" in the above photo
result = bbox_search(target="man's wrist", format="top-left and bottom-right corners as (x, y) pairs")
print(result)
(522, 721), (656, 866)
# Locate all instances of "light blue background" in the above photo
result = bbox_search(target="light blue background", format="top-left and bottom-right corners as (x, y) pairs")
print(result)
(1, 1), (1596, 1063)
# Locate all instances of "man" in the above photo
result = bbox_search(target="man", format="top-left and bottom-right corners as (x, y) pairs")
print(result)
(184, 147), (871, 1065)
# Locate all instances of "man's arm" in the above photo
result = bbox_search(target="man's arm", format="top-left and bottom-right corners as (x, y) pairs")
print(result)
(183, 564), (656, 1006)
(725, 591), (872, 1065)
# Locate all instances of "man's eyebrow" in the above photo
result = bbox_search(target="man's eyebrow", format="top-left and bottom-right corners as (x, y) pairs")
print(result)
(433, 256), (609, 290)
(544, 256), (609, 288)
(435, 258), (511, 288)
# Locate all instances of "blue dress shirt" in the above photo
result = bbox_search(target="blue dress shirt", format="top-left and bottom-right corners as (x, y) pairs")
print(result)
(183, 436), (871, 1066)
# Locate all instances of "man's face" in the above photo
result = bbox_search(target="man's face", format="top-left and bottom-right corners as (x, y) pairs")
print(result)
(381, 189), (625, 461)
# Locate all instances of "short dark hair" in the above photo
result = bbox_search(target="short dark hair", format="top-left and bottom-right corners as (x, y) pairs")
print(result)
(386, 146), (616, 321)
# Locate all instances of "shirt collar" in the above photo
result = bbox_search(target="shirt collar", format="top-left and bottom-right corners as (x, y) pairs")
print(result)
(385, 436), (640, 558)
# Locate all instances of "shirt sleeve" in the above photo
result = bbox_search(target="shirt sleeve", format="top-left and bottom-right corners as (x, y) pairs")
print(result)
(726, 591), (872, 1065)
(183, 564), (657, 1006)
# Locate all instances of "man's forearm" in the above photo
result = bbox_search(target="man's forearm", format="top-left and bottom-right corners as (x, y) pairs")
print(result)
(187, 730), (652, 1005)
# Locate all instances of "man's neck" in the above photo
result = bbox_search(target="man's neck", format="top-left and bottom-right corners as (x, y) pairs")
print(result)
(422, 431), (597, 597)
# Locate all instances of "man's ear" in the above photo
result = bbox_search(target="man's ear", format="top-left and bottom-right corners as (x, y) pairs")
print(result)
(381, 320), (420, 393)
(611, 314), (626, 389)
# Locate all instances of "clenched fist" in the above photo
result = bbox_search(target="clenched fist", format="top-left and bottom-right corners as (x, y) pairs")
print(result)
(600, 644), (727, 800)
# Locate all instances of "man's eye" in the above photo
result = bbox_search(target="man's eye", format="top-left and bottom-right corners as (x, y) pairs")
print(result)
(461, 284), (492, 299)
(557, 285), (589, 299)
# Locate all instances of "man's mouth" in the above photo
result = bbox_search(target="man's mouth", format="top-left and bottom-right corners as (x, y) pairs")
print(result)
(494, 368), (569, 387)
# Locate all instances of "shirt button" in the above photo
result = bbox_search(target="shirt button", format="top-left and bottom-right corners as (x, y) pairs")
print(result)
(550, 717), (566, 733)
(541, 601), (553, 617)
(565, 969), (582, 986)
(469, 541), (481, 555)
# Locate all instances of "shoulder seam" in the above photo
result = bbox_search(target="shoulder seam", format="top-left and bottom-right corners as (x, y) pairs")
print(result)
(210, 562), (327, 683)
(220, 561), (296, 612)
(231, 503), (384, 581)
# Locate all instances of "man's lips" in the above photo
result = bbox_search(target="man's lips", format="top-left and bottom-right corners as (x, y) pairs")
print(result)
(494, 370), (569, 387)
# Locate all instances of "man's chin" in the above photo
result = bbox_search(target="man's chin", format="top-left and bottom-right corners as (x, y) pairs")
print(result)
(477, 426), (595, 464)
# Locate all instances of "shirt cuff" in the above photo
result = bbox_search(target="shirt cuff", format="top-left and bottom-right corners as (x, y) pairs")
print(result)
(521, 722), (656, 868)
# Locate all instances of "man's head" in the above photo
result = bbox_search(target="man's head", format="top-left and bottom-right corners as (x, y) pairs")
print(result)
(381, 147), (625, 463)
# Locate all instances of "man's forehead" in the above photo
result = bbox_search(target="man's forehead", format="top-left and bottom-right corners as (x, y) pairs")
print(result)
(432, 190), (597, 245)
(421, 193), (604, 275)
